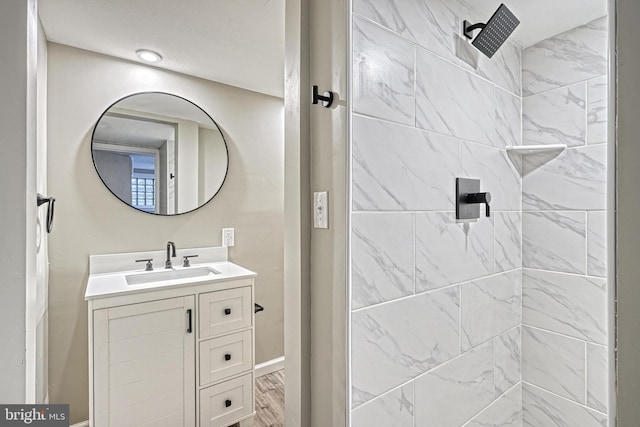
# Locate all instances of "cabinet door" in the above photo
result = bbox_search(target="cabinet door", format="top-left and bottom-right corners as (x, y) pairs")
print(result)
(93, 296), (195, 427)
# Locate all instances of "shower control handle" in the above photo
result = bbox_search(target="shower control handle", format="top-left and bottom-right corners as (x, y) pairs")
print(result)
(465, 192), (491, 217)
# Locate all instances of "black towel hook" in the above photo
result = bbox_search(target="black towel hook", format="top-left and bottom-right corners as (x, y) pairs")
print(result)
(312, 85), (334, 108)
(37, 194), (56, 233)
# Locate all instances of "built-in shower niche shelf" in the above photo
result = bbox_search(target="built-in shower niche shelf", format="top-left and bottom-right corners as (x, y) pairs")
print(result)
(506, 144), (567, 155)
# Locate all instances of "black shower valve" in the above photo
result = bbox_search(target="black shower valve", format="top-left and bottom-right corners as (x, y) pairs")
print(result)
(456, 178), (492, 220)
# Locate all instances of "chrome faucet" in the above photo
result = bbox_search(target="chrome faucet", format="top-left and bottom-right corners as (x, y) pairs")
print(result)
(165, 241), (177, 269)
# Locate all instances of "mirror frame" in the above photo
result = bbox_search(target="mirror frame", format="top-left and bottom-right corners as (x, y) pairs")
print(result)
(90, 91), (230, 216)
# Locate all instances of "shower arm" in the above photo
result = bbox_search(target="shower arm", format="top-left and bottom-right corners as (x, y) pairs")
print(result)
(463, 21), (487, 39)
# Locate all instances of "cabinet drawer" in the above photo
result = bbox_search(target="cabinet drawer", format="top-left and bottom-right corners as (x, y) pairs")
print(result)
(200, 330), (253, 386)
(199, 287), (252, 338)
(199, 373), (253, 427)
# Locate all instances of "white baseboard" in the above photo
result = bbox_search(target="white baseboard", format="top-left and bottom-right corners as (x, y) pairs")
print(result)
(255, 356), (284, 378)
(71, 421), (89, 427)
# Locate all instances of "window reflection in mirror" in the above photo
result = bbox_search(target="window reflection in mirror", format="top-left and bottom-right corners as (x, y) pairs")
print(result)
(91, 92), (228, 215)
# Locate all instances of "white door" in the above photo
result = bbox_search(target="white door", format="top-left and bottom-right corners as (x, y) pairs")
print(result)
(93, 296), (195, 427)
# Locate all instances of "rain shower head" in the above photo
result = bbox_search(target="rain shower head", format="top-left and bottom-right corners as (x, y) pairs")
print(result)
(463, 4), (520, 58)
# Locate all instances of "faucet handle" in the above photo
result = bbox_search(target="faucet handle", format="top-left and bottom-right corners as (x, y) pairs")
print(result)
(135, 259), (154, 271)
(182, 255), (199, 267)
(465, 192), (492, 217)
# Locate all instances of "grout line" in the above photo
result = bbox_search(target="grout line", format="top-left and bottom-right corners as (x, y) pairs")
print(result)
(527, 209), (603, 213)
(522, 266), (607, 281)
(351, 378), (414, 412)
(522, 74), (608, 98)
(351, 111), (500, 150)
(464, 138), (513, 152)
(460, 382), (522, 426)
(351, 209), (525, 214)
(413, 338), (493, 384)
(585, 211), (590, 275)
(585, 340), (589, 406)
(413, 213), (416, 296)
(523, 382), (607, 417)
(521, 323), (606, 347)
(351, 268), (522, 313)
(565, 142), (608, 149)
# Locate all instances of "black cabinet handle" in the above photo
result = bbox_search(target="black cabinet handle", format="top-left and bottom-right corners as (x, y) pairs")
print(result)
(224, 353), (231, 361)
(224, 308), (231, 315)
(225, 399), (232, 408)
(186, 309), (192, 333)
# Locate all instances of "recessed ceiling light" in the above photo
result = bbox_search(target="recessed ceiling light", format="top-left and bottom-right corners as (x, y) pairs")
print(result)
(136, 49), (162, 63)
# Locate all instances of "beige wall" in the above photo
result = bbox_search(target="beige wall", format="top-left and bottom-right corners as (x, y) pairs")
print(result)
(47, 43), (284, 423)
(34, 16), (49, 404)
(615, 0), (640, 424)
(309, 0), (348, 425)
(284, 0), (349, 425)
(0, 0), (37, 403)
(283, 0), (312, 425)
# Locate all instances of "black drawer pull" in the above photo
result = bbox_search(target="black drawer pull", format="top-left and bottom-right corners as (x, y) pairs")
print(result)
(186, 309), (192, 334)
(224, 308), (231, 315)
(225, 399), (232, 408)
(224, 353), (231, 361)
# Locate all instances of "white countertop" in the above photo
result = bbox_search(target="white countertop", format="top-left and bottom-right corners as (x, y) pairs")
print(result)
(85, 261), (256, 300)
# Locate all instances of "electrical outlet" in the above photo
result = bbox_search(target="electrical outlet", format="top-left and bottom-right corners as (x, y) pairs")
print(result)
(222, 228), (235, 247)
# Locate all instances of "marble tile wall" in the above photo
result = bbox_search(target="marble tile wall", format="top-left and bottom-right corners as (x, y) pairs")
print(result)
(350, 1), (524, 425)
(521, 16), (609, 425)
(350, 1), (609, 426)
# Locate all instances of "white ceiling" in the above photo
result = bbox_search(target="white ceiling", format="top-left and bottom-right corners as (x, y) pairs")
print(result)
(466, 0), (608, 47)
(38, 0), (285, 98)
(114, 93), (217, 129)
(95, 115), (175, 148)
(39, 0), (606, 98)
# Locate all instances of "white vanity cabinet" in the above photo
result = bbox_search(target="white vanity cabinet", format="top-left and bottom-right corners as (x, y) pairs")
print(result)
(88, 274), (255, 427)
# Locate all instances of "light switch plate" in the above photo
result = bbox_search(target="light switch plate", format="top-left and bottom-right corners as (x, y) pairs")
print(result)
(313, 192), (329, 229)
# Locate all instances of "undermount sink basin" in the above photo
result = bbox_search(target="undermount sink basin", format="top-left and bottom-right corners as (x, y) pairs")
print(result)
(126, 266), (221, 286)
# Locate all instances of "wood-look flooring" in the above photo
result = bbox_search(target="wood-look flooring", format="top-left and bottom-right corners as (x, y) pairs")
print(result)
(254, 369), (285, 427)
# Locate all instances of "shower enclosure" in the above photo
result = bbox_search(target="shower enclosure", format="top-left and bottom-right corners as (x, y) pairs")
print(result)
(347, 0), (613, 425)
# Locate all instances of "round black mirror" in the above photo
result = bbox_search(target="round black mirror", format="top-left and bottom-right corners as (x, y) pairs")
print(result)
(91, 92), (229, 215)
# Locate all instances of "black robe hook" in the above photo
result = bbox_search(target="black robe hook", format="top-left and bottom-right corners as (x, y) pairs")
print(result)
(312, 85), (334, 108)
(37, 193), (56, 233)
